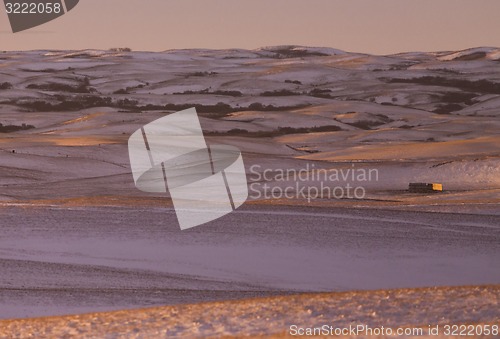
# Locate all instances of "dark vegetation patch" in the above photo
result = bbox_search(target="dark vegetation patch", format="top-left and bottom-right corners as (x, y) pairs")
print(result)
(109, 48), (132, 52)
(431, 92), (477, 114)
(18, 95), (113, 111)
(261, 89), (299, 96)
(11, 95), (308, 115)
(20, 68), (62, 73)
(26, 77), (95, 94)
(0, 82), (12, 90)
(433, 68), (462, 75)
(113, 88), (129, 95)
(285, 144), (320, 154)
(113, 84), (146, 95)
(185, 71), (218, 77)
(206, 125), (342, 137)
(433, 104), (464, 114)
(342, 114), (394, 130)
(451, 51), (487, 61)
(27, 82), (96, 94)
(373, 114), (394, 123)
(245, 102), (307, 112)
(308, 88), (334, 99)
(385, 76), (500, 94)
(173, 89), (243, 97)
(0, 123), (35, 133)
(388, 63), (416, 71)
(440, 92), (476, 105)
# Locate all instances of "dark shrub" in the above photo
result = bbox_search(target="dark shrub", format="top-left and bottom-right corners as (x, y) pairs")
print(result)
(0, 82), (12, 90)
(261, 89), (298, 96)
(386, 76), (500, 94)
(433, 104), (463, 114)
(0, 123), (35, 133)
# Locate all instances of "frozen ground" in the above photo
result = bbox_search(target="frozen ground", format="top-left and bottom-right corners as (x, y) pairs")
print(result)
(0, 285), (498, 338)
(0, 204), (498, 319)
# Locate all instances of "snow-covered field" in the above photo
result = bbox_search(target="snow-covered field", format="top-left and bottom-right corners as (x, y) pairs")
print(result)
(0, 205), (498, 320)
(0, 46), (499, 334)
(0, 46), (498, 205)
(1, 285), (498, 338)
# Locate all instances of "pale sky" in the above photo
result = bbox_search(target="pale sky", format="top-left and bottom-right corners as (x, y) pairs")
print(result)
(1, 0), (500, 54)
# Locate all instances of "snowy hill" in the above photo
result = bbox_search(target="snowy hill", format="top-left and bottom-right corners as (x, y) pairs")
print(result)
(0, 46), (498, 207)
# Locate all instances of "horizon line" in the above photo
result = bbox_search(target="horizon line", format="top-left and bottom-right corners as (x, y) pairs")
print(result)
(2, 45), (499, 57)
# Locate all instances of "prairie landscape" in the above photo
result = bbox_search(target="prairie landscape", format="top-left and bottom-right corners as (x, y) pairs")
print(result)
(0, 46), (498, 337)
